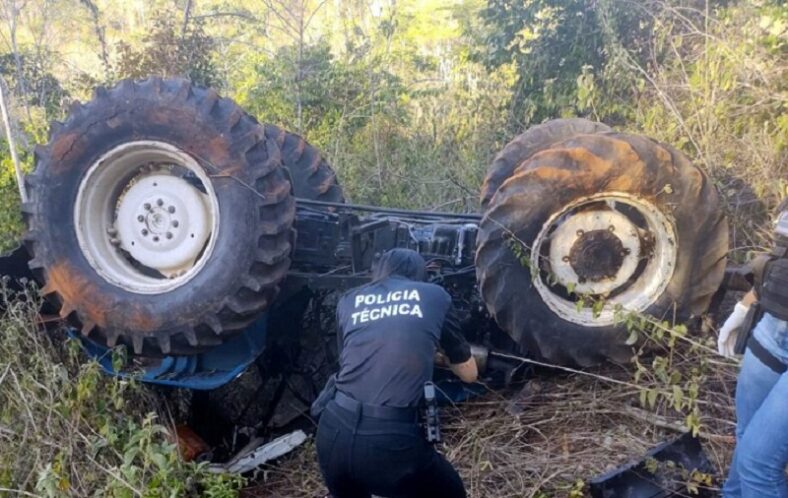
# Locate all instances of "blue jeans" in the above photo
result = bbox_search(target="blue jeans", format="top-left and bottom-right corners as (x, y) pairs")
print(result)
(723, 313), (788, 498)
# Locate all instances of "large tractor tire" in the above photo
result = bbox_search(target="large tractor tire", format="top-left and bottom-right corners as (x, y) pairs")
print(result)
(476, 125), (728, 366)
(480, 118), (611, 208)
(23, 77), (296, 356)
(264, 126), (344, 204)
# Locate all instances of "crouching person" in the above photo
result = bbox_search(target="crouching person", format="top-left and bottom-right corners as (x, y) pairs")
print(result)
(314, 248), (477, 498)
(719, 199), (788, 498)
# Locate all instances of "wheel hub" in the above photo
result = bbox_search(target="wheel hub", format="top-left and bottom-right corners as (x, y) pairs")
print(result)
(548, 208), (642, 296)
(74, 141), (220, 294)
(533, 193), (678, 327)
(116, 174), (211, 276)
(569, 229), (627, 282)
(145, 208), (170, 234)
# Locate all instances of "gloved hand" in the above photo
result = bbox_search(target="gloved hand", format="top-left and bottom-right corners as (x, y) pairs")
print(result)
(718, 302), (749, 357)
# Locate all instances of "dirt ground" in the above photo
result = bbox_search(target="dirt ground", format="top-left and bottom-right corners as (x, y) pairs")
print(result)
(241, 353), (738, 498)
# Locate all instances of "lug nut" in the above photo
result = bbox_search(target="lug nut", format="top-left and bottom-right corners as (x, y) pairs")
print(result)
(166, 232), (173, 239)
(608, 225), (615, 232)
(153, 236), (160, 242)
(576, 229), (584, 236)
(107, 227), (118, 236)
(168, 206), (175, 214)
(110, 238), (121, 246)
(137, 215), (144, 222)
(624, 248), (631, 255)
(562, 256), (570, 262)
(157, 198), (164, 206)
(172, 220), (179, 228)
(142, 229), (149, 236)
(144, 203), (151, 211)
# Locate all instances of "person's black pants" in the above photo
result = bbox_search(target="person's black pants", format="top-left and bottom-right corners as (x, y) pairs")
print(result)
(316, 400), (466, 498)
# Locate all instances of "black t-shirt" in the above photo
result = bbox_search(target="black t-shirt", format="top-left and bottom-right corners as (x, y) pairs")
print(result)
(334, 275), (472, 408)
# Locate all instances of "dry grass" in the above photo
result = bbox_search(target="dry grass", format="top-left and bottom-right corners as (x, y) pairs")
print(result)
(244, 351), (738, 498)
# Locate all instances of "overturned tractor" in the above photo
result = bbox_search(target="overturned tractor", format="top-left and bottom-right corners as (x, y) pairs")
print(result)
(3, 77), (731, 382)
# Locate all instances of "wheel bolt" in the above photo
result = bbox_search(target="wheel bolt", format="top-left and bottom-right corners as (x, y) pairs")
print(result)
(157, 198), (164, 206)
(624, 248), (631, 255)
(576, 229), (584, 236)
(608, 225), (615, 232)
(562, 256), (570, 262)
(153, 236), (160, 242)
(168, 206), (175, 214)
(107, 227), (117, 236)
(144, 203), (151, 211)
(142, 229), (149, 236)
(166, 232), (173, 239)
(110, 238), (121, 246)
(172, 220), (179, 228)
(137, 215), (144, 222)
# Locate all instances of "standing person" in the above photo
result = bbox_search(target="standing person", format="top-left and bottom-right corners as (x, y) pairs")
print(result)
(718, 199), (788, 498)
(314, 248), (477, 498)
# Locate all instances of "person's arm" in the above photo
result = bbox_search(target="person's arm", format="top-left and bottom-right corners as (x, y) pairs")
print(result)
(450, 357), (478, 384)
(438, 304), (478, 383)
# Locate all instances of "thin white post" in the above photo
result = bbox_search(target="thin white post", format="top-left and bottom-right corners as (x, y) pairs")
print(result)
(0, 77), (27, 203)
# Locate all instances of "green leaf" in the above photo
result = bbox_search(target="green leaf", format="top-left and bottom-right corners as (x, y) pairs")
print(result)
(685, 411), (701, 437)
(647, 389), (658, 409)
(151, 452), (169, 471)
(592, 299), (605, 318)
(644, 457), (659, 474)
(123, 447), (140, 467)
(672, 385), (684, 410)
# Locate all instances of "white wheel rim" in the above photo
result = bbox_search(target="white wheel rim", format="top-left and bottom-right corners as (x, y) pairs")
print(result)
(530, 192), (677, 327)
(74, 141), (220, 294)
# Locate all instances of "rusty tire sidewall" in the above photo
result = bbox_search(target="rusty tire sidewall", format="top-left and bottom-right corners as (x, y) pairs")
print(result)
(27, 79), (294, 354)
(480, 118), (613, 208)
(476, 132), (728, 366)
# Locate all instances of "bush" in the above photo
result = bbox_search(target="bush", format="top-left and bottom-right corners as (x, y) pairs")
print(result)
(628, 1), (786, 257)
(0, 285), (244, 497)
(563, 1), (787, 256)
(0, 171), (22, 253)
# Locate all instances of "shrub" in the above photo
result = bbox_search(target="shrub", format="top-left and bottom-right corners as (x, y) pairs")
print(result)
(0, 285), (244, 497)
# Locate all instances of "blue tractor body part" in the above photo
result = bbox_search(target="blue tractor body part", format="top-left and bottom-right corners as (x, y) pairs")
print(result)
(75, 313), (491, 403)
(74, 313), (269, 390)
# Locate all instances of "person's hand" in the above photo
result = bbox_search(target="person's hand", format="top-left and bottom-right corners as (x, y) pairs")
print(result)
(434, 351), (450, 368)
(718, 302), (749, 357)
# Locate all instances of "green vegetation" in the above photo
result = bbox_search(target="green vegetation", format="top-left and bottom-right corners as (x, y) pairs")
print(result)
(0, 0), (785, 495)
(0, 0), (784, 253)
(0, 286), (245, 497)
